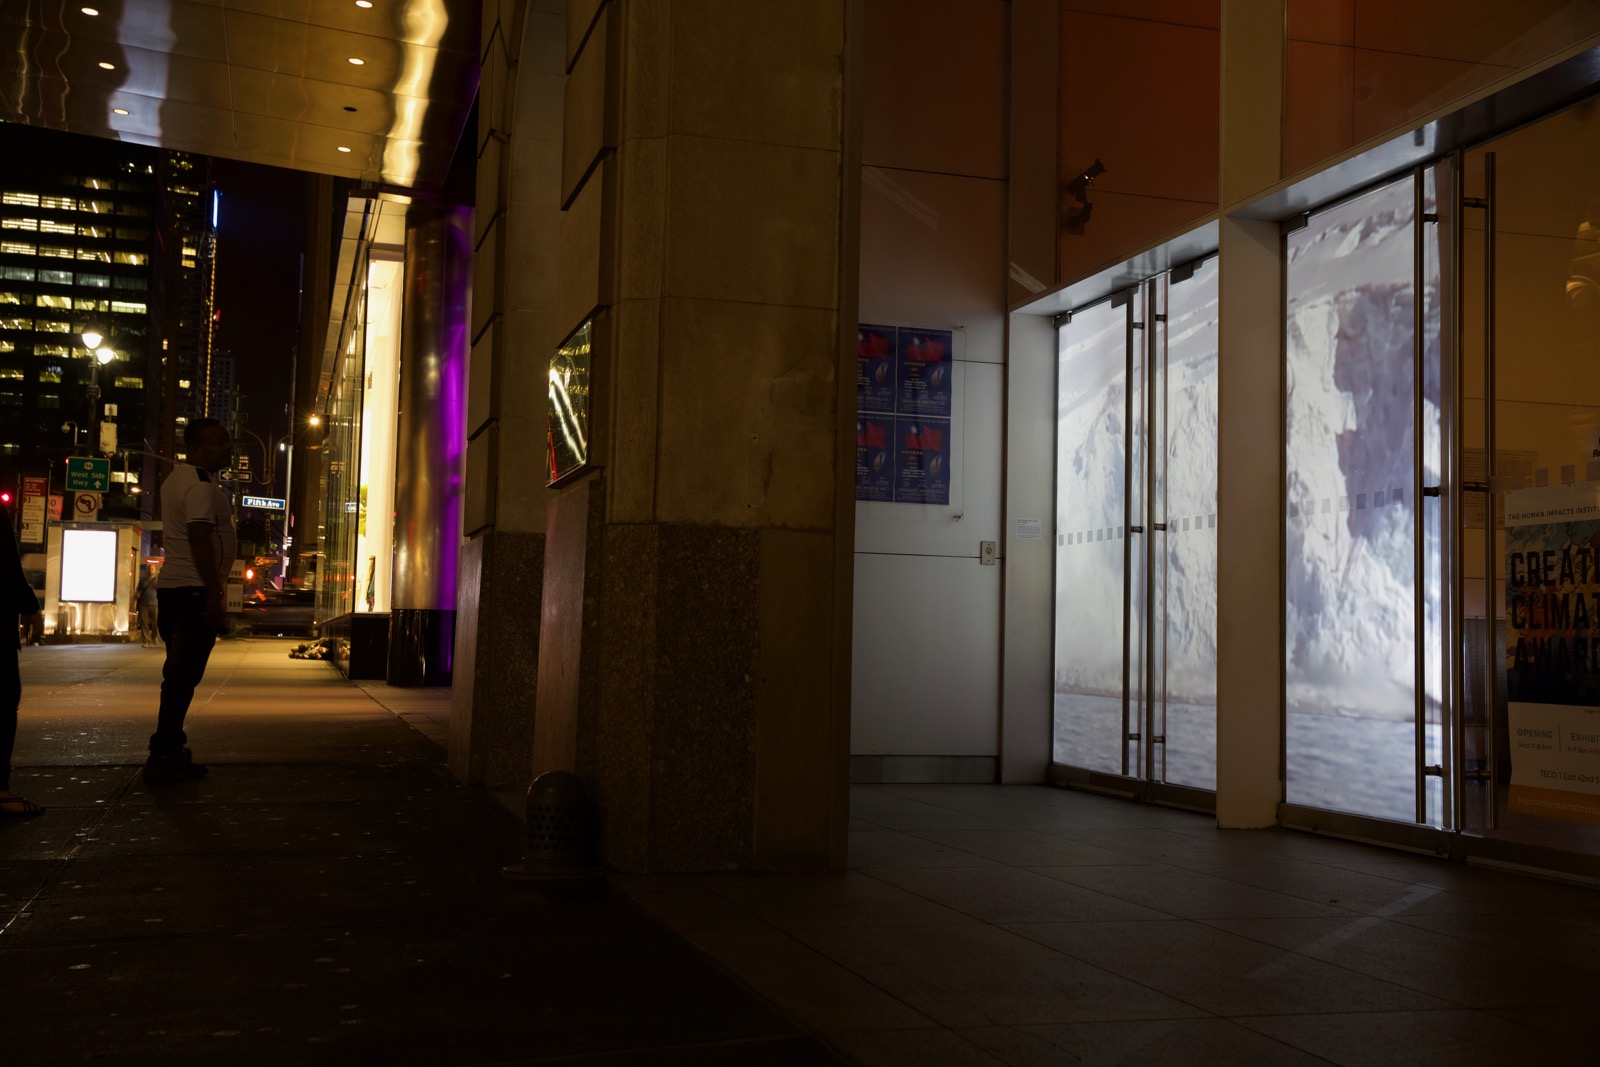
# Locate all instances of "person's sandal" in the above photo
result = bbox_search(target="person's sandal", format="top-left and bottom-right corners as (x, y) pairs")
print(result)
(0, 795), (45, 817)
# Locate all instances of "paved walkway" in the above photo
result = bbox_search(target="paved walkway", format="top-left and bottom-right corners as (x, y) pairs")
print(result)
(2, 640), (836, 1065)
(621, 790), (1600, 1066)
(9, 640), (1600, 1065)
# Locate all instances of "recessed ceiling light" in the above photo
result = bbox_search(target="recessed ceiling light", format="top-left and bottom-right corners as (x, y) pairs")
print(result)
(112, 108), (129, 115)
(355, 1), (373, 7)
(81, 6), (100, 15)
(337, 146), (352, 153)
(97, 61), (115, 70)
(347, 57), (365, 65)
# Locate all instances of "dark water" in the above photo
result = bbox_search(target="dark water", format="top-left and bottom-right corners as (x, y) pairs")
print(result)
(1054, 693), (1217, 791)
(1056, 694), (1451, 821)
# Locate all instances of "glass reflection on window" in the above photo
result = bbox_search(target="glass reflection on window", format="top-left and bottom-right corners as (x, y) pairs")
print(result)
(548, 320), (592, 486)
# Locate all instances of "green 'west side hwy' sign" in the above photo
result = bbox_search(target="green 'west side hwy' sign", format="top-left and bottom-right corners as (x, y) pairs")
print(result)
(65, 457), (111, 493)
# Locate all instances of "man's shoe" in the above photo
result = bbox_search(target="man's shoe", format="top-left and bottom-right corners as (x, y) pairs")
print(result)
(142, 748), (208, 782)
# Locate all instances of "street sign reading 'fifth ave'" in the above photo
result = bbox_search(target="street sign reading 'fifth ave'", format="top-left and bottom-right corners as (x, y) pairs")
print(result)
(65, 456), (111, 493)
(242, 495), (286, 511)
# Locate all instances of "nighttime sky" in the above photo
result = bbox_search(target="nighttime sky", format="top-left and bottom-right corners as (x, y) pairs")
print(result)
(211, 158), (307, 449)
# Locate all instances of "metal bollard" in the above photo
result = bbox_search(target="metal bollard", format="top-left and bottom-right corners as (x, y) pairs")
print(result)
(502, 770), (594, 879)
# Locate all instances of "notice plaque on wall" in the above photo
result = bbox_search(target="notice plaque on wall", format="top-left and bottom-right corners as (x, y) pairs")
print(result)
(548, 320), (592, 486)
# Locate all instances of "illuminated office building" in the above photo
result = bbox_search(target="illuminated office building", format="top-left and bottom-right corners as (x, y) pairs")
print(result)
(155, 149), (218, 462)
(207, 351), (236, 435)
(0, 123), (215, 515)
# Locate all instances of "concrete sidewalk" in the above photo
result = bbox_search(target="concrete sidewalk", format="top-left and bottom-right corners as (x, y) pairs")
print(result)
(1, 639), (837, 1065)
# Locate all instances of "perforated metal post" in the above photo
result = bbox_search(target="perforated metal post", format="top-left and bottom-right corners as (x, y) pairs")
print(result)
(503, 771), (595, 879)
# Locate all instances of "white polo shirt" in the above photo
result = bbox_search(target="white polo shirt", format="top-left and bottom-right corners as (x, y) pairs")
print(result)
(157, 464), (237, 589)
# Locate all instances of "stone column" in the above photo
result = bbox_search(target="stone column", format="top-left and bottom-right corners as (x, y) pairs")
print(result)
(527, 0), (861, 871)
(389, 204), (471, 687)
(1215, 0), (1286, 827)
(450, 0), (565, 786)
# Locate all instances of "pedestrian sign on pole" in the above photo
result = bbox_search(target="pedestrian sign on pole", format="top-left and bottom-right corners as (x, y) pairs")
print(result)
(65, 457), (111, 492)
(241, 495), (286, 511)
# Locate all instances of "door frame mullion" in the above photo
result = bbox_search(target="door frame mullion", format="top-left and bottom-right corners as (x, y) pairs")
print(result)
(1120, 294), (1135, 779)
(1413, 166), (1428, 825)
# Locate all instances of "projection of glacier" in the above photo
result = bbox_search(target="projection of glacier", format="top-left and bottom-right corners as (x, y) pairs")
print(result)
(1053, 261), (1219, 789)
(1284, 175), (1443, 822)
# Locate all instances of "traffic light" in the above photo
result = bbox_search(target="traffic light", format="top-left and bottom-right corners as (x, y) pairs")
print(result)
(244, 568), (255, 581)
(0, 490), (11, 506)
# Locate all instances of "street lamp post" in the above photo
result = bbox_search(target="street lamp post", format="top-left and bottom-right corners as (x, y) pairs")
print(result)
(80, 329), (118, 457)
(238, 426), (305, 585)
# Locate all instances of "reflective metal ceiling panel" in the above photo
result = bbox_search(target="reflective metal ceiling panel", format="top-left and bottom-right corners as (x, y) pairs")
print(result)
(0, 0), (477, 189)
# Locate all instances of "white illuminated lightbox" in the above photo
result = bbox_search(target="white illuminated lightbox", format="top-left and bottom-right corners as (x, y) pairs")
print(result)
(61, 528), (119, 603)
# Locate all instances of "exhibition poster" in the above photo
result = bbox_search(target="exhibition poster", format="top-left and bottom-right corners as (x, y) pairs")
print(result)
(1505, 481), (1600, 824)
(857, 323), (896, 414)
(894, 419), (952, 505)
(896, 328), (953, 418)
(854, 323), (953, 505)
(855, 415), (894, 502)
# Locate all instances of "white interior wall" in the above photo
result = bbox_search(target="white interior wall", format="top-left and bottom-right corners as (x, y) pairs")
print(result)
(851, 0), (1008, 771)
(852, 361), (1003, 756)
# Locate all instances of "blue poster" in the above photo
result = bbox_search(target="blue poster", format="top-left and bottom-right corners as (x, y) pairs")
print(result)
(896, 328), (953, 418)
(894, 417), (952, 505)
(857, 323), (896, 414)
(855, 415), (894, 502)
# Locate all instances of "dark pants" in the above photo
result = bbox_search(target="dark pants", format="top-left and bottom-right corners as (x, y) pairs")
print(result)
(1, 641), (18, 791)
(153, 587), (218, 753)
(138, 599), (158, 645)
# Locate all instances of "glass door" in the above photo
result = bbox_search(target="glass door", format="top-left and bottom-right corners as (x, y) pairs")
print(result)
(1160, 260), (1221, 791)
(1054, 263), (1219, 797)
(1283, 171), (1447, 826)
(1280, 98), (1600, 878)
(1054, 289), (1137, 778)
(1460, 101), (1600, 862)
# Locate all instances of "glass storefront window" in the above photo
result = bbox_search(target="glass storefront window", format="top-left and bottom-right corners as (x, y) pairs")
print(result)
(1055, 294), (1134, 775)
(1160, 259), (1220, 791)
(548, 320), (592, 485)
(319, 296), (366, 625)
(1284, 173), (1443, 823)
(1460, 100), (1600, 857)
(354, 257), (400, 615)
(317, 251), (402, 624)
(1054, 258), (1220, 792)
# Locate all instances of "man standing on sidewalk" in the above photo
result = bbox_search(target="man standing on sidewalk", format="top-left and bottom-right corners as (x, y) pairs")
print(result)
(146, 418), (236, 782)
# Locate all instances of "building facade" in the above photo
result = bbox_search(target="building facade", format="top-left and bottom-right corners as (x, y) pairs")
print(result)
(9, 1), (1599, 883)
(154, 148), (219, 463)
(438, 0), (1600, 880)
(0, 123), (217, 527)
